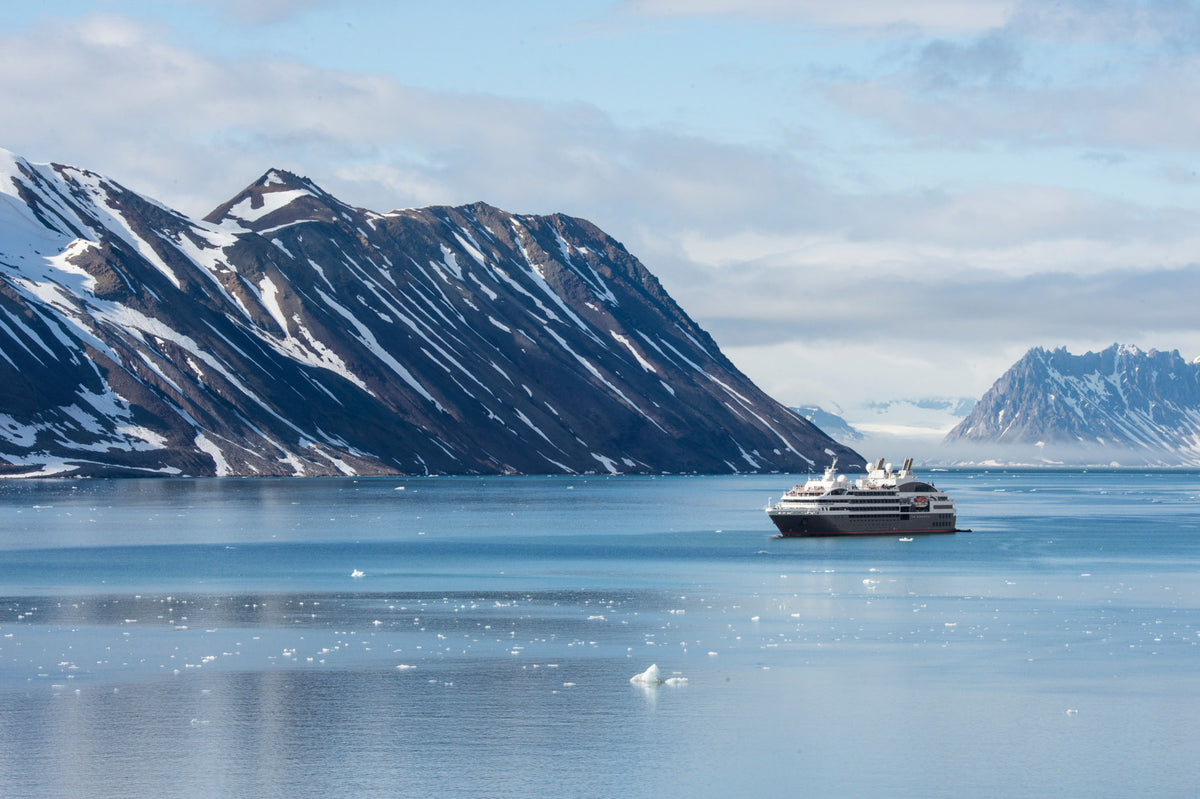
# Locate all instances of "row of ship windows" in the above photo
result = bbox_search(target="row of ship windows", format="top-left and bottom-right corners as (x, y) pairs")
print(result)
(789, 502), (954, 511)
(809, 497), (949, 503)
(811, 504), (952, 511)
(839, 491), (948, 499)
(837, 513), (956, 519)
(825, 506), (902, 513)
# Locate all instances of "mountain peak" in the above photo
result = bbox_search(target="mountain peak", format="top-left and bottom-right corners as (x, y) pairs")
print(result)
(257, 168), (319, 193)
(203, 169), (346, 230)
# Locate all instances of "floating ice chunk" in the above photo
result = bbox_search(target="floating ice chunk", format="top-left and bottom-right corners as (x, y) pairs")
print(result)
(630, 664), (663, 685)
(351, 569), (364, 578)
(631, 664), (688, 687)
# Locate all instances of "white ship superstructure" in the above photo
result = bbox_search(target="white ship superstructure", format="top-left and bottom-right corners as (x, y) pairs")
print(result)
(766, 457), (957, 537)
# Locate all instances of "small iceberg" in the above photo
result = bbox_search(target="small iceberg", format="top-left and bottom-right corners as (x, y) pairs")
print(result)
(630, 664), (687, 687)
(630, 664), (663, 685)
(351, 569), (365, 578)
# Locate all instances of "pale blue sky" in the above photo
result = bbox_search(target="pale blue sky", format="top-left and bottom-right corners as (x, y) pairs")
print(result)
(4, 0), (1200, 426)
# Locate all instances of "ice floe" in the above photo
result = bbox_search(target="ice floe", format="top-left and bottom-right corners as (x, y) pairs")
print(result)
(630, 664), (688, 686)
(630, 664), (662, 685)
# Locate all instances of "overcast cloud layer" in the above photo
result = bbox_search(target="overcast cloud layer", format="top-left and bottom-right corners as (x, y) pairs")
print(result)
(4, 0), (1200, 433)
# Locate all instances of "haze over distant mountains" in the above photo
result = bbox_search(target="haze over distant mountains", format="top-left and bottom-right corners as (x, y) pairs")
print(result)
(794, 398), (976, 464)
(944, 344), (1200, 466)
(800, 344), (1200, 468)
(0, 150), (860, 477)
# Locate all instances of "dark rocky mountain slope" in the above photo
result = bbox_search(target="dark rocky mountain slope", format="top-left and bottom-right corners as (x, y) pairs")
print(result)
(0, 150), (859, 476)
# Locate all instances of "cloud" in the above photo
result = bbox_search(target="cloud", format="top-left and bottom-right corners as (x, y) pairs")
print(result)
(179, 0), (336, 25)
(703, 261), (1200, 344)
(0, 15), (816, 223)
(674, 180), (1200, 283)
(666, 182), (1200, 406)
(829, 64), (1200, 152)
(815, 1), (1200, 152)
(6, 11), (1189, 253)
(4, 7), (1199, 417)
(914, 32), (1023, 89)
(1008, 0), (1200, 51)
(617, 0), (1014, 33)
(0, 16), (576, 214)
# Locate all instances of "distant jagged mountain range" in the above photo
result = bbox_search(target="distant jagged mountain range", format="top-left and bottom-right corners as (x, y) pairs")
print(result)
(0, 149), (860, 477)
(945, 344), (1200, 466)
(793, 399), (976, 460)
(792, 406), (863, 442)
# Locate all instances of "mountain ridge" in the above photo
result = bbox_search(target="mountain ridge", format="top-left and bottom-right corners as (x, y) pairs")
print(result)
(0, 149), (860, 477)
(944, 343), (1200, 466)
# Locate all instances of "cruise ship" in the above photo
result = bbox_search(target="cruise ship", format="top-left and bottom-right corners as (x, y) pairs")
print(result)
(766, 457), (957, 537)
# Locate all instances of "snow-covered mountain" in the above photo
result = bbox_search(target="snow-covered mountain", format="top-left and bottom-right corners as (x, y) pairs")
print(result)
(792, 406), (863, 442)
(944, 344), (1200, 466)
(0, 150), (860, 477)
(797, 398), (976, 466)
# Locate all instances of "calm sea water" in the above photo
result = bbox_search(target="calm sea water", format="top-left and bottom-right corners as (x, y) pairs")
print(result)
(0, 471), (1197, 798)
